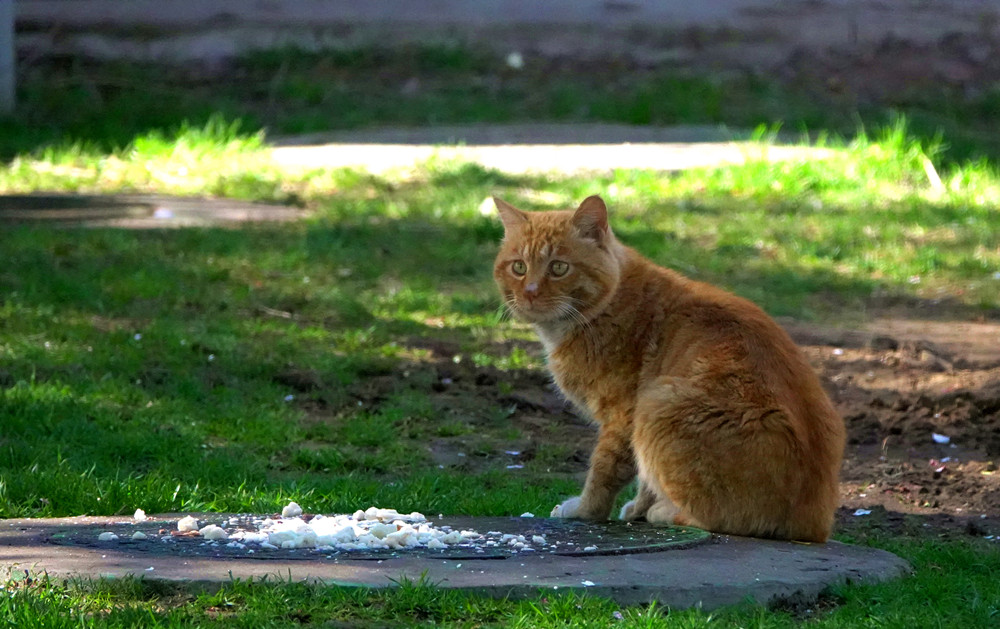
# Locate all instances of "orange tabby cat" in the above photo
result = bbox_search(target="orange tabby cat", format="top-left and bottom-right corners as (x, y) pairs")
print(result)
(493, 195), (845, 542)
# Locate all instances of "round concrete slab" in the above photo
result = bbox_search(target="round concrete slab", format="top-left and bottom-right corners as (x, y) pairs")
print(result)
(2, 514), (910, 609)
(0, 194), (303, 228)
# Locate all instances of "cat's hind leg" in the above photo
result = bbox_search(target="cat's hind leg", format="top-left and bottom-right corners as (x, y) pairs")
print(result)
(619, 480), (658, 521)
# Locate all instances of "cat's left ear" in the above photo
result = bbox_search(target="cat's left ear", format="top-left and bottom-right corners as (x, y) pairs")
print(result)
(494, 197), (529, 232)
(572, 195), (610, 244)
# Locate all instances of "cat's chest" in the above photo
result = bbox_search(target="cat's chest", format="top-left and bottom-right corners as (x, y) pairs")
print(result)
(542, 326), (645, 421)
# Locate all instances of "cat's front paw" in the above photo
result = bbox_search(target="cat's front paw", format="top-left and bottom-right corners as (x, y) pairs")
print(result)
(550, 496), (582, 518)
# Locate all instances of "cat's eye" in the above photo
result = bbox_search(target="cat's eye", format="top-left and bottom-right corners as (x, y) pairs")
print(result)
(550, 261), (570, 277)
(511, 260), (527, 276)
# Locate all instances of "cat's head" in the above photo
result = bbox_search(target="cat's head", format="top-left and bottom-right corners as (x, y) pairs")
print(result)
(493, 195), (623, 325)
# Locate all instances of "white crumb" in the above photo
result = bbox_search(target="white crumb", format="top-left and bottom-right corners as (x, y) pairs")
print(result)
(98, 532), (119, 542)
(199, 525), (229, 541)
(133, 509), (147, 522)
(281, 501), (303, 518)
(177, 515), (199, 532)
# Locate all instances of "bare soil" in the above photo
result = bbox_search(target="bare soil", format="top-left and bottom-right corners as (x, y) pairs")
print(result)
(292, 315), (1000, 544)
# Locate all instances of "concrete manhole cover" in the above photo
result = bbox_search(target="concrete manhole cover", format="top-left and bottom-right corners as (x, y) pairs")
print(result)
(44, 514), (711, 561)
(4, 514), (910, 609)
(0, 194), (303, 227)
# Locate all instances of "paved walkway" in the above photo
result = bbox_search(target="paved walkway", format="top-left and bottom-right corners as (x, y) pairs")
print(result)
(2, 514), (909, 609)
(269, 123), (834, 176)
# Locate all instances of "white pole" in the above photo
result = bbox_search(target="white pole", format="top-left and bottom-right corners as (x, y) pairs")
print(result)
(0, 0), (13, 114)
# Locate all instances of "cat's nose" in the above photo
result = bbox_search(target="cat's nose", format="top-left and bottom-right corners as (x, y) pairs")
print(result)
(524, 282), (539, 301)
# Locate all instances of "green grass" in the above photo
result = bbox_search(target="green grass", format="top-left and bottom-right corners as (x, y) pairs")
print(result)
(2, 130), (999, 624)
(2, 42), (1000, 627)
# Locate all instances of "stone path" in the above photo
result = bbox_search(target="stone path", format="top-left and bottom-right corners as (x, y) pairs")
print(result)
(0, 193), (303, 228)
(2, 514), (910, 609)
(269, 123), (834, 176)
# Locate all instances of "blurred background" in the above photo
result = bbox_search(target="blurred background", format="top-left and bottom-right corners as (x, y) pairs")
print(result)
(4, 0), (1000, 160)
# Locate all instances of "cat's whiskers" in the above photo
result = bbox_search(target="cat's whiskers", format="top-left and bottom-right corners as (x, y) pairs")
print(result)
(555, 297), (593, 337)
(499, 296), (518, 322)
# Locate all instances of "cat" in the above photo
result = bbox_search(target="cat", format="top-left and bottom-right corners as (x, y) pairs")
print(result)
(492, 195), (845, 542)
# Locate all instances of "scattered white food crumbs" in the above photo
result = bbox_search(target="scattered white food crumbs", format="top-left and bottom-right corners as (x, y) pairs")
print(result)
(853, 509), (872, 516)
(832, 348), (844, 356)
(281, 502), (303, 518)
(582, 580), (596, 587)
(146, 566), (155, 571)
(260, 542), (279, 550)
(177, 515), (199, 532)
(532, 535), (546, 545)
(427, 539), (446, 549)
(133, 509), (147, 522)
(519, 512), (535, 518)
(199, 525), (229, 541)
(98, 532), (119, 542)
(583, 545), (598, 552)
(131, 531), (148, 541)
(932, 433), (950, 444)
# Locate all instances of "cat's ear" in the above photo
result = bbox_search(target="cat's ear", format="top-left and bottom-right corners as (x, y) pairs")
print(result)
(494, 197), (529, 232)
(572, 195), (610, 243)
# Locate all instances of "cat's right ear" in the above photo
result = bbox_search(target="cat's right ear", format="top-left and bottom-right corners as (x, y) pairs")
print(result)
(573, 195), (610, 244)
(494, 197), (529, 232)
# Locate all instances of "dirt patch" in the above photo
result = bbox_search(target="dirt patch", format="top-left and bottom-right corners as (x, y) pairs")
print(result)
(786, 318), (1000, 542)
